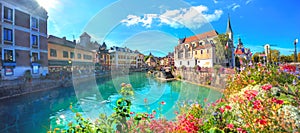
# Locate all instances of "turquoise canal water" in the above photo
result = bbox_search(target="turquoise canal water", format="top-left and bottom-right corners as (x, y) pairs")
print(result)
(0, 72), (222, 133)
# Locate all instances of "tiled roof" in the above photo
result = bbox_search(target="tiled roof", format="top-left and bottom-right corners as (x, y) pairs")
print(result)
(48, 35), (76, 48)
(194, 43), (215, 50)
(48, 35), (93, 52)
(180, 30), (218, 44)
(235, 49), (244, 55)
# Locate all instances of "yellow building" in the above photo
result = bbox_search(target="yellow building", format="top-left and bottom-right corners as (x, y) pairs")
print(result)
(47, 35), (95, 73)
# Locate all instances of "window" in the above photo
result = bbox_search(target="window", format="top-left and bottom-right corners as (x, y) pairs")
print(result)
(50, 49), (57, 57)
(4, 7), (13, 21)
(70, 52), (74, 58)
(77, 53), (81, 59)
(31, 52), (39, 62)
(201, 50), (203, 54)
(4, 28), (13, 42)
(4, 49), (13, 62)
(31, 17), (38, 29)
(187, 61), (189, 65)
(32, 65), (39, 74)
(63, 51), (69, 58)
(195, 51), (197, 55)
(200, 42), (203, 45)
(207, 49), (209, 53)
(84, 54), (92, 60)
(180, 61), (182, 65)
(31, 35), (38, 47)
(210, 40), (214, 44)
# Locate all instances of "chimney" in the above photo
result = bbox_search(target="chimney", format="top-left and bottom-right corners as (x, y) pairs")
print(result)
(63, 36), (66, 40)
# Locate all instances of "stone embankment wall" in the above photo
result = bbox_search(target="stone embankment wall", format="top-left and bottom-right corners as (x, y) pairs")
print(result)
(0, 70), (146, 100)
(173, 69), (228, 90)
(0, 79), (73, 100)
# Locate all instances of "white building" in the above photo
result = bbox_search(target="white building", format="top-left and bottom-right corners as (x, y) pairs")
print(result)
(109, 46), (140, 69)
(174, 16), (235, 68)
(174, 30), (219, 68)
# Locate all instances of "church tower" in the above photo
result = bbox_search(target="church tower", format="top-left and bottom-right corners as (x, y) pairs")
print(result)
(226, 14), (233, 41)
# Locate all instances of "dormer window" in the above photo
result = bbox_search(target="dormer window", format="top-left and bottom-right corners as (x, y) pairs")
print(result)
(210, 40), (214, 44)
(199, 42), (203, 45)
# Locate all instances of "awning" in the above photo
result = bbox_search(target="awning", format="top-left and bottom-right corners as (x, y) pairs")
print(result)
(48, 60), (94, 66)
(3, 62), (16, 66)
(31, 62), (41, 66)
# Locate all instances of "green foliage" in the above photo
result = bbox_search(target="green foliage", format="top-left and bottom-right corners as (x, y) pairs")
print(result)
(214, 34), (229, 66)
(177, 75), (182, 79)
(119, 83), (134, 97)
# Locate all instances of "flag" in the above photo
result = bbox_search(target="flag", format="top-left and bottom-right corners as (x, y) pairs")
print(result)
(225, 41), (229, 49)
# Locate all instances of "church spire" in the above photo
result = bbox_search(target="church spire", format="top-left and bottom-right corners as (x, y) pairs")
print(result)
(226, 14), (233, 41)
(226, 14), (233, 33)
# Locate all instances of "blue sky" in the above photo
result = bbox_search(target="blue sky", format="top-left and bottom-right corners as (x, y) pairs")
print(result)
(37, 0), (300, 56)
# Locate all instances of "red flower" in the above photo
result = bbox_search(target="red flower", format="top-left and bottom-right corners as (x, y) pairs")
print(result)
(219, 108), (225, 113)
(225, 105), (232, 110)
(262, 84), (272, 91)
(253, 100), (263, 110)
(258, 119), (267, 125)
(227, 124), (234, 129)
(272, 98), (284, 105)
(276, 99), (284, 104)
(130, 112), (135, 115)
(161, 101), (166, 105)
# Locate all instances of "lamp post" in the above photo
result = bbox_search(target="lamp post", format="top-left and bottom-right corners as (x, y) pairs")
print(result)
(294, 39), (298, 63)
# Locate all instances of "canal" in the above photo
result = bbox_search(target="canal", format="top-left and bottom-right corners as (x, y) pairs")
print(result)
(0, 72), (222, 133)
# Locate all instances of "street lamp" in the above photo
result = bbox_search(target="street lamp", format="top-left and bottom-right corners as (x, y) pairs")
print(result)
(294, 39), (298, 63)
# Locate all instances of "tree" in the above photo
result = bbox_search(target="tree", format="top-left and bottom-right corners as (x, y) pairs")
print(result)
(214, 34), (230, 66)
(252, 52), (262, 63)
(280, 55), (293, 63)
(267, 49), (280, 63)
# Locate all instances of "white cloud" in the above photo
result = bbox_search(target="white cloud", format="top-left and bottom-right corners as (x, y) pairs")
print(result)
(228, 3), (240, 11)
(121, 14), (157, 28)
(213, 0), (218, 4)
(36, 0), (61, 11)
(121, 5), (223, 29)
(246, 0), (252, 5)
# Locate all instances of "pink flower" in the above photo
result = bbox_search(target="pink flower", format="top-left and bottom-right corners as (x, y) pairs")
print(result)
(130, 112), (135, 115)
(244, 90), (258, 100)
(225, 105), (232, 110)
(262, 84), (272, 91)
(219, 108), (225, 113)
(149, 114), (155, 119)
(174, 111), (179, 115)
(212, 103), (216, 107)
(237, 127), (243, 132)
(161, 101), (166, 105)
(227, 124), (234, 129)
(253, 100), (263, 110)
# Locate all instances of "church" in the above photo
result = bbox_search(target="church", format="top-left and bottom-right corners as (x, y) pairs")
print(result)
(174, 15), (236, 68)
